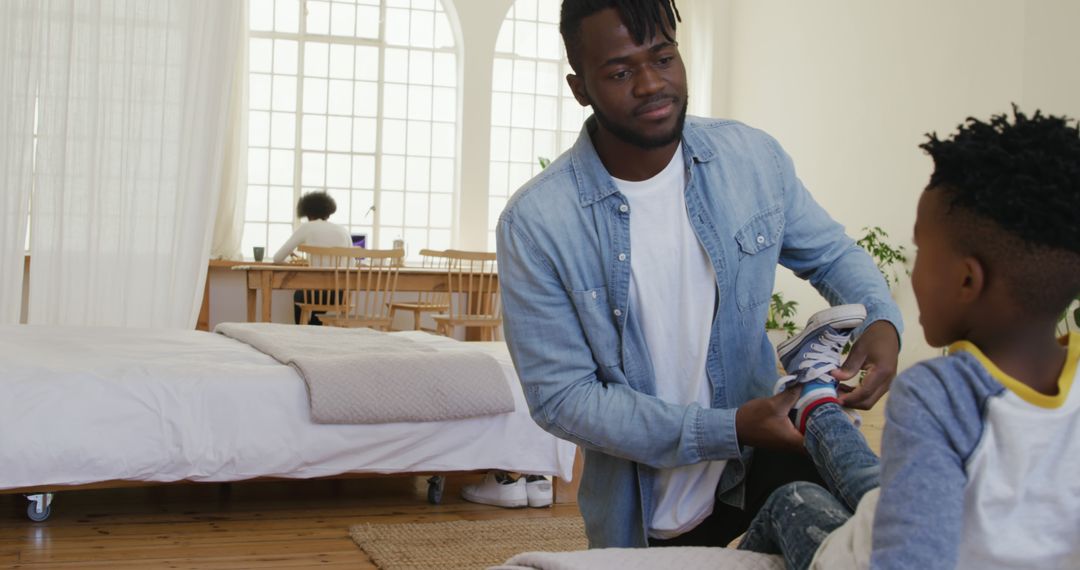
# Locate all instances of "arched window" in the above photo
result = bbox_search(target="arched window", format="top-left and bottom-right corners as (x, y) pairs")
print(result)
(487, 0), (589, 249)
(246, 0), (459, 258)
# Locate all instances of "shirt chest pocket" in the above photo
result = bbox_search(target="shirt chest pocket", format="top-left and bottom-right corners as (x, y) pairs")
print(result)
(733, 208), (784, 311)
(570, 286), (622, 369)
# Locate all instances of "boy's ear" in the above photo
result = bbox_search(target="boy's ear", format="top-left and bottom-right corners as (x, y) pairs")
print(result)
(957, 255), (985, 303)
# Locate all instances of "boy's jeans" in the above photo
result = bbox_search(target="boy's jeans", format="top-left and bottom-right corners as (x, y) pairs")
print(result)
(738, 405), (881, 570)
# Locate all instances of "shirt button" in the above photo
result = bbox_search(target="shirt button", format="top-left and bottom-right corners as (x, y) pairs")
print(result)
(618, 253), (627, 261)
(591, 291), (598, 299)
(619, 204), (629, 213)
(613, 309), (622, 317)
(756, 235), (765, 244)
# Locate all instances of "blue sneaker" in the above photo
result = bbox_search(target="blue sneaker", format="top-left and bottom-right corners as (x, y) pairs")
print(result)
(772, 304), (866, 432)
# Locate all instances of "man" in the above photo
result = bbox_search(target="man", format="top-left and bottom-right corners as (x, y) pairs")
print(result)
(496, 0), (903, 549)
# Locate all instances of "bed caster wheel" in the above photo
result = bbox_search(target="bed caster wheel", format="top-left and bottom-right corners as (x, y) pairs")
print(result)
(25, 493), (54, 522)
(427, 476), (445, 504)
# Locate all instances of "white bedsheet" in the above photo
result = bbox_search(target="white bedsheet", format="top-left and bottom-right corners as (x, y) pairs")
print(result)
(0, 325), (575, 490)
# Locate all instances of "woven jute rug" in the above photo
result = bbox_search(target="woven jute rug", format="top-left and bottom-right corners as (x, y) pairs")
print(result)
(349, 516), (588, 570)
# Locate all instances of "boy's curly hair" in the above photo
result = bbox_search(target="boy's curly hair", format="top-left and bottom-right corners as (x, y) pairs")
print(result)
(297, 191), (337, 221)
(920, 106), (1080, 316)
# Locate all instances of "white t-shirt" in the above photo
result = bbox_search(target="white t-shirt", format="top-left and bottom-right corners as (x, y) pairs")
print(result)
(271, 219), (352, 263)
(612, 144), (725, 539)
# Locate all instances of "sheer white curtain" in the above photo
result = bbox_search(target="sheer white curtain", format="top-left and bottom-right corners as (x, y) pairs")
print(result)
(27, 0), (242, 328)
(0, 1), (40, 324)
(211, 6), (249, 262)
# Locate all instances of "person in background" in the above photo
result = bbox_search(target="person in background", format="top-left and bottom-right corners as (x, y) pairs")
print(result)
(272, 191), (352, 325)
(738, 107), (1080, 569)
(495, 0), (902, 548)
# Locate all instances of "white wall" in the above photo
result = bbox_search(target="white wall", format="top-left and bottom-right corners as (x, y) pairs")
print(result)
(693, 0), (1080, 369)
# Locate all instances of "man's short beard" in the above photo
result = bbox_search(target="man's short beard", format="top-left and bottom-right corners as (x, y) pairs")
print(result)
(590, 97), (688, 150)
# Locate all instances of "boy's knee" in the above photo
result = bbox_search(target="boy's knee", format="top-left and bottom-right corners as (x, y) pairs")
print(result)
(767, 481), (831, 511)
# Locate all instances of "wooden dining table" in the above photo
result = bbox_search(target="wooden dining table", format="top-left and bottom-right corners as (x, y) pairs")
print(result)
(233, 263), (478, 324)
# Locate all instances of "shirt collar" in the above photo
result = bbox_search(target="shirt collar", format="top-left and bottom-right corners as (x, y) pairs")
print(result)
(570, 115), (716, 207)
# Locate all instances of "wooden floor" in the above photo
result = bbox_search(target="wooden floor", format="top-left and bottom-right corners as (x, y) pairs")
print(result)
(0, 475), (581, 569)
(0, 406), (885, 569)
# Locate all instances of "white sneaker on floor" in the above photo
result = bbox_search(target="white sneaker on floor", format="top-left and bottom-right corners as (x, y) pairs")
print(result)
(525, 475), (553, 508)
(461, 471), (527, 508)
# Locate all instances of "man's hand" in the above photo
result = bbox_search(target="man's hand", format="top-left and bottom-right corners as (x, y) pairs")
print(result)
(735, 387), (804, 454)
(832, 320), (900, 410)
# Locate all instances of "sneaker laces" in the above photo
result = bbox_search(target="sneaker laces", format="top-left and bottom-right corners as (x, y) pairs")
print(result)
(774, 329), (852, 393)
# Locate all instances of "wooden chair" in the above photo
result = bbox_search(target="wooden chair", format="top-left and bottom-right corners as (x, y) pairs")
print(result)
(296, 246), (404, 330)
(432, 250), (501, 341)
(294, 245), (359, 326)
(388, 249), (451, 331)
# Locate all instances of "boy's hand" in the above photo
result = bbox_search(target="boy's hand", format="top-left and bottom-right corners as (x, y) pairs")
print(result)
(735, 387), (804, 454)
(832, 320), (900, 410)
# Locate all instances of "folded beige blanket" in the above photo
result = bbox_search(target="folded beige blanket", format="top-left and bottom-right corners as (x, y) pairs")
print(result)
(492, 547), (784, 570)
(215, 323), (515, 424)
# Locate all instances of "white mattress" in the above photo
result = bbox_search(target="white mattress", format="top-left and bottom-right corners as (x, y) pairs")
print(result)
(0, 325), (576, 490)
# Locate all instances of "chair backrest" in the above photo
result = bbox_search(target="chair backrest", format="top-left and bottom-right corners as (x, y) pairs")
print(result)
(443, 250), (500, 320)
(298, 246), (404, 321)
(296, 245), (364, 308)
(416, 248), (451, 306)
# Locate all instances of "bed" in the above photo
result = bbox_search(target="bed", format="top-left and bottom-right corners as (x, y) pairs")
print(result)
(0, 324), (576, 521)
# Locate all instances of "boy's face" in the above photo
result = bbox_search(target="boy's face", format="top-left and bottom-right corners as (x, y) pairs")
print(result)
(911, 190), (970, 347)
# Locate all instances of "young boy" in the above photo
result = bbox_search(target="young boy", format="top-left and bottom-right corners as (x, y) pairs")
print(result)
(739, 107), (1080, 569)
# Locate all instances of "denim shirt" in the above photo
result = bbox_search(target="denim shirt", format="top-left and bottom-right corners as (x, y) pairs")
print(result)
(496, 116), (903, 548)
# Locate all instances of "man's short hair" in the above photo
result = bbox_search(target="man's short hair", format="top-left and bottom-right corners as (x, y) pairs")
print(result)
(920, 106), (1080, 317)
(560, 0), (681, 74)
(296, 191), (337, 221)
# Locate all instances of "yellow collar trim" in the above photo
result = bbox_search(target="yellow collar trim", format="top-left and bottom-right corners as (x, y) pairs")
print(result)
(948, 333), (1078, 409)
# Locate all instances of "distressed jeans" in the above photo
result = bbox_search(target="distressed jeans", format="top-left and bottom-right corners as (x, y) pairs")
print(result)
(738, 405), (881, 569)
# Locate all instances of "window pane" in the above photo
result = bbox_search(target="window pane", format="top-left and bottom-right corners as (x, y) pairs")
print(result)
(409, 10), (434, 49)
(250, 74), (271, 110)
(330, 2), (356, 37)
(306, 1), (330, 35)
(269, 150), (294, 185)
(514, 21), (537, 58)
(510, 128), (532, 162)
(431, 123), (454, 158)
(490, 127), (509, 161)
(405, 156), (430, 191)
(326, 116), (352, 152)
(385, 8), (410, 46)
(380, 191), (404, 225)
(246, 185), (268, 220)
(302, 152), (325, 186)
(409, 50), (433, 85)
(407, 86), (432, 121)
(353, 118), (376, 153)
(302, 78), (327, 114)
(268, 223), (294, 255)
(304, 42), (329, 77)
(381, 155), (405, 190)
(356, 6), (380, 39)
(268, 186), (294, 222)
(250, 0), (274, 31)
(536, 61), (559, 96)
(274, 0), (299, 33)
(327, 79), (353, 115)
(327, 189), (350, 224)
(434, 12), (454, 49)
(510, 94), (535, 128)
(250, 111), (270, 147)
(301, 115), (326, 150)
(429, 228), (450, 251)
(384, 48), (409, 84)
(433, 53), (456, 87)
(326, 153), (351, 187)
(430, 158), (454, 193)
(271, 112), (296, 148)
(355, 46), (379, 81)
(352, 155), (376, 188)
(250, 38), (272, 73)
(383, 84), (407, 119)
(271, 75), (297, 111)
(273, 40), (297, 74)
(513, 59), (536, 93)
(328, 44), (355, 79)
(354, 81), (378, 117)
(382, 119), (406, 154)
(429, 194), (451, 228)
(404, 193), (428, 226)
(248, 148), (269, 184)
